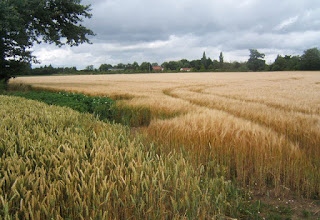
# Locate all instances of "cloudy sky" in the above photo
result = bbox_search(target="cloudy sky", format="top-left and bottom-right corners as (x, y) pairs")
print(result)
(32, 0), (320, 69)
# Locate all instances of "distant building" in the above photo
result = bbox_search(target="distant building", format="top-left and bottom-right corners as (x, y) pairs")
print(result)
(152, 66), (164, 71)
(180, 68), (192, 72)
(109, 68), (125, 71)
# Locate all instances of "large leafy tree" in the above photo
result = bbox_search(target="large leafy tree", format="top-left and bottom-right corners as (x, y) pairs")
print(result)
(139, 62), (152, 72)
(247, 49), (266, 71)
(0, 0), (94, 83)
(271, 55), (301, 71)
(99, 63), (112, 72)
(300, 48), (320, 70)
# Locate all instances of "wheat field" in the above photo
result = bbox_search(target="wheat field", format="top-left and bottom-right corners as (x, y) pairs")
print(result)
(11, 71), (320, 198)
(1, 95), (251, 219)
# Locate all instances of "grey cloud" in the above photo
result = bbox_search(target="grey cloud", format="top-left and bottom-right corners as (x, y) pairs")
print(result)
(85, 0), (319, 40)
(33, 0), (320, 68)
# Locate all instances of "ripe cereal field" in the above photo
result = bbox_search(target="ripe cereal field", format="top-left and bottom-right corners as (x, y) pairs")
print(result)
(11, 71), (320, 196)
(2, 96), (249, 219)
(5, 71), (320, 218)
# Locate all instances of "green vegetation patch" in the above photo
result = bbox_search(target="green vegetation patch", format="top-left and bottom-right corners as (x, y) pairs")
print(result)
(2, 88), (178, 127)
(3, 90), (115, 122)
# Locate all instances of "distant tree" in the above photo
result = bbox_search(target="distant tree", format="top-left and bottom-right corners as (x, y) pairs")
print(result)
(161, 62), (169, 70)
(271, 55), (286, 71)
(125, 63), (132, 70)
(219, 52), (224, 68)
(233, 61), (241, 69)
(30, 64), (61, 75)
(239, 62), (249, 71)
(288, 56), (301, 70)
(0, 0), (94, 84)
(207, 58), (213, 70)
(167, 61), (180, 71)
(190, 60), (201, 71)
(212, 60), (219, 70)
(64, 66), (77, 73)
(271, 54), (302, 71)
(201, 51), (207, 69)
(139, 62), (152, 72)
(151, 62), (159, 67)
(99, 64), (112, 72)
(300, 48), (320, 70)
(200, 64), (206, 72)
(85, 65), (94, 71)
(115, 63), (125, 69)
(132, 62), (139, 70)
(247, 49), (266, 71)
(221, 62), (233, 70)
(179, 59), (191, 68)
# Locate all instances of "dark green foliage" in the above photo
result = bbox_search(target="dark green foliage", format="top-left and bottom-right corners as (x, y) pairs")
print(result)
(85, 65), (94, 71)
(179, 59), (191, 68)
(247, 49), (266, 71)
(99, 63), (112, 72)
(271, 55), (301, 71)
(201, 51), (207, 69)
(34, 65), (78, 75)
(132, 62), (139, 70)
(219, 52), (224, 68)
(98, 62), (140, 73)
(0, 0), (94, 82)
(2, 89), (152, 127)
(270, 48), (320, 71)
(139, 62), (152, 72)
(300, 48), (320, 70)
(164, 61), (180, 71)
(0, 79), (6, 91)
(5, 90), (115, 121)
(93, 48), (320, 73)
(20, 64), (78, 76)
(77, 47), (320, 73)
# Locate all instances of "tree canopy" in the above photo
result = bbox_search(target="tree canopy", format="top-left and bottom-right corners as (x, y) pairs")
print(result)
(247, 49), (265, 71)
(300, 48), (320, 70)
(0, 0), (94, 83)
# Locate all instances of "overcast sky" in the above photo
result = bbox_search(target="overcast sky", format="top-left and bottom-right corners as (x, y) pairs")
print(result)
(32, 0), (320, 69)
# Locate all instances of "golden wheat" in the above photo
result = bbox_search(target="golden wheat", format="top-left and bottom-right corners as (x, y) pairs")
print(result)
(0, 95), (250, 219)
(10, 71), (320, 198)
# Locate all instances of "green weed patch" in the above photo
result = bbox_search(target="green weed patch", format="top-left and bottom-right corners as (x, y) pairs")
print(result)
(3, 90), (115, 122)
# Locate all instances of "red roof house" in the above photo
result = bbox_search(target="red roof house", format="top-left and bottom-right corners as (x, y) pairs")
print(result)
(152, 66), (164, 71)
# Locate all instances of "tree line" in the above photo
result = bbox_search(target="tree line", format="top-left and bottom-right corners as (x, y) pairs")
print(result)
(24, 47), (320, 76)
